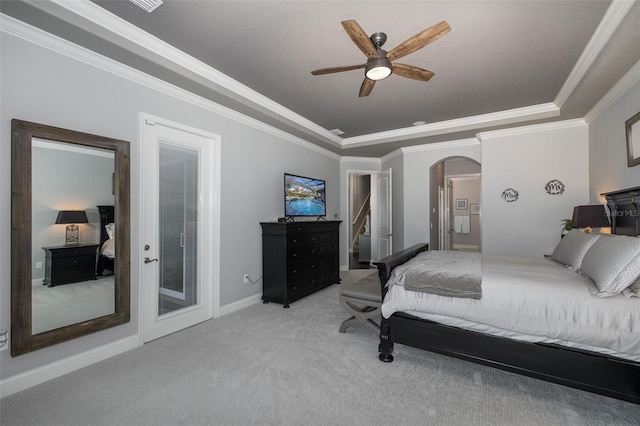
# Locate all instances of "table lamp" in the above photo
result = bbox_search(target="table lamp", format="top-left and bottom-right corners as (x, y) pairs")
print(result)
(571, 205), (610, 233)
(55, 210), (88, 245)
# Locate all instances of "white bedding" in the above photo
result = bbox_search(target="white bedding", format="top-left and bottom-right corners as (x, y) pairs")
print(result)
(382, 254), (640, 362)
(101, 238), (115, 258)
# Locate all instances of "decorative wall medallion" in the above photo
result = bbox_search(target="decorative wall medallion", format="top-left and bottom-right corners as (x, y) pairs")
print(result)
(501, 188), (519, 202)
(545, 179), (565, 195)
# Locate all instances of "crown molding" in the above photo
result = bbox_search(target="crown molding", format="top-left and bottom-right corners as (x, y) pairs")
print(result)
(0, 13), (341, 161)
(43, 0), (344, 148)
(400, 138), (480, 154)
(342, 103), (559, 148)
(554, 0), (635, 108)
(584, 58), (640, 123)
(5, 0), (630, 152)
(477, 118), (586, 141)
(340, 156), (382, 165)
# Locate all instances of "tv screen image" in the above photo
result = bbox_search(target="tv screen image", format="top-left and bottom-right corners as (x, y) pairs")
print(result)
(284, 173), (326, 217)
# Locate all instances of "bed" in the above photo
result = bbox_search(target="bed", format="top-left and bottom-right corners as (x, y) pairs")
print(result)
(373, 186), (640, 404)
(96, 205), (116, 276)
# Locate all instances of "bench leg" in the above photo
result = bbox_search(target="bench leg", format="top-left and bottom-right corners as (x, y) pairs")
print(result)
(339, 297), (381, 333)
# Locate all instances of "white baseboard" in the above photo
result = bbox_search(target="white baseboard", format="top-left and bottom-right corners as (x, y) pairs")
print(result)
(453, 244), (480, 250)
(0, 335), (139, 398)
(217, 293), (262, 317)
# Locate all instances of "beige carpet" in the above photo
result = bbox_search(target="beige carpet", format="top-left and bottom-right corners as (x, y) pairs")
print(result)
(2, 270), (639, 425)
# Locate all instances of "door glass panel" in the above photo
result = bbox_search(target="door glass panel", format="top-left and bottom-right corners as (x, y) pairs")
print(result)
(158, 143), (199, 315)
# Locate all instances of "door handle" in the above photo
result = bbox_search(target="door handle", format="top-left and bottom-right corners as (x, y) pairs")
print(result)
(144, 257), (158, 264)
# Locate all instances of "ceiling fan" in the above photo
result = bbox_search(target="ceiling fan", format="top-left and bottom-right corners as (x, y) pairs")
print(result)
(311, 20), (451, 97)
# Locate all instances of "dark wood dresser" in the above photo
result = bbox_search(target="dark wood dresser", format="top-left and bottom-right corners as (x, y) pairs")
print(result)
(42, 244), (100, 287)
(261, 221), (341, 308)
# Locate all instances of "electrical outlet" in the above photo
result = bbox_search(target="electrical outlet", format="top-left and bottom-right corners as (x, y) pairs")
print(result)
(243, 274), (249, 284)
(36, 261), (43, 269)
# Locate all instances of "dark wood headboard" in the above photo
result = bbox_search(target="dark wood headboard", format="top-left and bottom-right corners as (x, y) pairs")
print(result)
(603, 186), (640, 237)
(97, 205), (115, 245)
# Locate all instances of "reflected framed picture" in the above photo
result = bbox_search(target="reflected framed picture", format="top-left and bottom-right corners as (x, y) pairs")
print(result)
(456, 199), (468, 210)
(626, 111), (640, 167)
(470, 204), (480, 215)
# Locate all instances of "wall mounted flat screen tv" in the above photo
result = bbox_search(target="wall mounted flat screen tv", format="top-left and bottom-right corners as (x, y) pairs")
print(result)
(284, 173), (326, 217)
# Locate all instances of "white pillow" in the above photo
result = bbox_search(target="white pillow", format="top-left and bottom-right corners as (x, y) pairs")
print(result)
(580, 234), (640, 297)
(105, 223), (115, 240)
(550, 229), (601, 270)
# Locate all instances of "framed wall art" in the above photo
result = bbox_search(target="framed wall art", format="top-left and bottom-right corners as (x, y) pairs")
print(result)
(626, 111), (640, 167)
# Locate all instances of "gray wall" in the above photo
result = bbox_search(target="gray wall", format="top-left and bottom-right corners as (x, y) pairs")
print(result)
(451, 178), (481, 249)
(480, 121), (589, 257)
(399, 141), (482, 251)
(1, 27), (339, 380)
(31, 144), (114, 279)
(588, 77), (640, 201)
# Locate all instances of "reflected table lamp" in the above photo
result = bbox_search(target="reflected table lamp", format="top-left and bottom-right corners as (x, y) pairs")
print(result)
(571, 205), (610, 233)
(55, 210), (88, 245)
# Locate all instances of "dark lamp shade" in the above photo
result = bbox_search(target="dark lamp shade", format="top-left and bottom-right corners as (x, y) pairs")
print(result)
(55, 210), (88, 225)
(571, 205), (610, 228)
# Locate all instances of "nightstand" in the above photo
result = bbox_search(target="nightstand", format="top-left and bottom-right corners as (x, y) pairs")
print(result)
(42, 244), (100, 287)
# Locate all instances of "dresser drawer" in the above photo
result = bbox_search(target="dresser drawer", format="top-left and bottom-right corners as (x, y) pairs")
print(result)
(287, 276), (316, 299)
(53, 254), (96, 268)
(50, 246), (97, 259)
(52, 264), (95, 282)
(287, 259), (317, 281)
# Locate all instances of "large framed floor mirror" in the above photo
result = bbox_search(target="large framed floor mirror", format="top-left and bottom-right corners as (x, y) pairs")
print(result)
(11, 119), (131, 356)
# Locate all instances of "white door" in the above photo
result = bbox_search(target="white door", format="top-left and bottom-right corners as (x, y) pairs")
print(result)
(141, 115), (219, 343)
(370, 168), (392, 260)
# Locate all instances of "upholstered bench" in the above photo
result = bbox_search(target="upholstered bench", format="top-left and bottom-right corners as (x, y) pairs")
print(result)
(339, 272), (382, 333)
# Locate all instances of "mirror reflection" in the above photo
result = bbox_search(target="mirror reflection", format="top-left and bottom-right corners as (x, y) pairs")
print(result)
(11, 119), (130, 357)
(31, 139), (116, 334)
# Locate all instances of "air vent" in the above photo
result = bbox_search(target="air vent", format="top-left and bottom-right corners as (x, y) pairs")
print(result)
(129, 0), (163, 13)
(329, 129), (345, 136)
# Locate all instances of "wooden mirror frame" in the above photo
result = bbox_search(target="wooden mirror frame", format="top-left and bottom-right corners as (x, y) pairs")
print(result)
(626, 111), (640, 167)
(11, 119), (131, 356)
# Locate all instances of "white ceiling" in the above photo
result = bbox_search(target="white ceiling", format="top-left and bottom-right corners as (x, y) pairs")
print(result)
(2, 0), (639, 156)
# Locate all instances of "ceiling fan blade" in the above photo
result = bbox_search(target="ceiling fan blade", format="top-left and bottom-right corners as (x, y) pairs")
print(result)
(341, 20), (378, 59)
(311, 64), (365, 76)
(359, 78), (376, 97)
(386, 21), (451, 61)
(392, 63), (435, 81)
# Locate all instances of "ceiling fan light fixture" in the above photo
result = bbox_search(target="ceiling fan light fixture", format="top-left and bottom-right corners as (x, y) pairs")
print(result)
(365, 57), (393, 81)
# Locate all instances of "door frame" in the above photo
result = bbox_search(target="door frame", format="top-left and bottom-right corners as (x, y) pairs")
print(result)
(138, 113), (221, 345)
(346, 170), (373, 268)
(371, 168), (392, 260)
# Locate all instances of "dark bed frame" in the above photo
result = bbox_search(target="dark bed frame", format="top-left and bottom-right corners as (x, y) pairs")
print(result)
(373, 186), (640, 404)
(96, 205), (115, 276)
